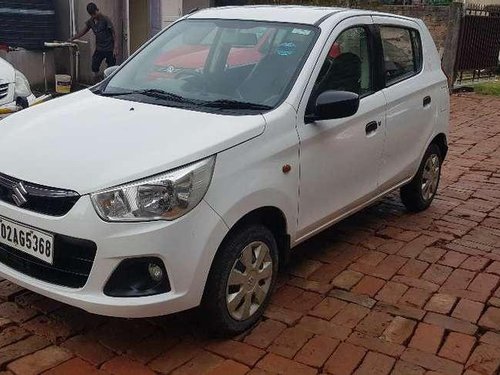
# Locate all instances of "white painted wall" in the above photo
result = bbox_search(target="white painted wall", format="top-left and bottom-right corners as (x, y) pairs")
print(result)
(0, 50), (56, 88)
(161, 0), (183, 29)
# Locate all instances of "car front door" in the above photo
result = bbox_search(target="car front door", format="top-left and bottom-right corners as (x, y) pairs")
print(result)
(296, 17), (386, 241)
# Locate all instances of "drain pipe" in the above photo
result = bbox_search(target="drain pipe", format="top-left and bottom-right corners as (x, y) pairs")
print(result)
(69, 0), (73, 37)
(43, 52), (47, 92)
(69, 0), (79, 83)
(69, 0), (76, 37)
(75, 47), (80, 83)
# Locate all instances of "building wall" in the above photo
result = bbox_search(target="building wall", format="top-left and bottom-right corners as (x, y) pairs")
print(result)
(161, 0), (183, 28)
(159, 0), (212, 28)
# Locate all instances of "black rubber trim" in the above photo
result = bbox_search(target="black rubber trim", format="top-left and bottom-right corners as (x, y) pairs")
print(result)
(104, 257), (171, 297)
(368, 24), (386, 92)
(0, 232), (96, 289)
(314, 11), (338, 26)
(0, 172), (80, 217)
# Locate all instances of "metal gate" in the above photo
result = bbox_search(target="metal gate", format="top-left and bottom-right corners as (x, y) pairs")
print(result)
(0, 0), (56, 50)
(455, 4), (500, 81)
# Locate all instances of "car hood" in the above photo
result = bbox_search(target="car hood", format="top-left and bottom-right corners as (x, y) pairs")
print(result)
(0, 57), (15, 84)
(0, 89), (266, 194)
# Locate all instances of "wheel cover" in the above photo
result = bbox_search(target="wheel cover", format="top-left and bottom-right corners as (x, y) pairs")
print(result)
(226, 241), (273, 321)
(421, 154), (440, 201)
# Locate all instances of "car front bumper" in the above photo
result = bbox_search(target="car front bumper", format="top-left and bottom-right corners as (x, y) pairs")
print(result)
(0, 195), (228, 318)
(0, 94), (40, 118)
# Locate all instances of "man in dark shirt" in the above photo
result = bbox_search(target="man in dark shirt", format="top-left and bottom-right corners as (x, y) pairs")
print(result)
(70, 3), (118, 81)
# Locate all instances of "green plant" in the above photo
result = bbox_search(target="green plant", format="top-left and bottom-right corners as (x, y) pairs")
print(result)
(474, 81), (500, 96)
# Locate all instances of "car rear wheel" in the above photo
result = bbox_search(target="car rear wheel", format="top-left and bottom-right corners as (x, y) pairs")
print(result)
(201, 224), (279, 336)
(400, 143), (442, 212)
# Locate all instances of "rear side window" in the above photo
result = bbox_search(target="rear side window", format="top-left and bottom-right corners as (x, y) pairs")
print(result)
(380, 26), (422, 85)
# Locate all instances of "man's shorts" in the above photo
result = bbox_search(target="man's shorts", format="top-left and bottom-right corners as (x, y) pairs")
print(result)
(92, 50), (116, 73)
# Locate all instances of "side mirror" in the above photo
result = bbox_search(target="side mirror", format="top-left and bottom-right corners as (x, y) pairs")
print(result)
(104, 66), (119, 78)
(305, 90), (360, 123)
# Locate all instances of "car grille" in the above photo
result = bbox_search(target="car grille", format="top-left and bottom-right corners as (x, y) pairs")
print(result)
(0, 172), (80, 216)
(0, 83), (9, 100)
(0, 234), (97, 288)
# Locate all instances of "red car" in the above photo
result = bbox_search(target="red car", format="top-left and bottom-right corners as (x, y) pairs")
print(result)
(150, 30), (273, 79)
(148, 27), (341, 80)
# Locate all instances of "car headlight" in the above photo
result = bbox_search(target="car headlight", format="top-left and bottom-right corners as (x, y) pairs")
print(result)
(91, 156), (215, 222)
(14, 70), (32, 98)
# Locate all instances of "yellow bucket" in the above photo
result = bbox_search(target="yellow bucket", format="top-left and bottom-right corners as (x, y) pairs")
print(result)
(55, 74), (72, 94)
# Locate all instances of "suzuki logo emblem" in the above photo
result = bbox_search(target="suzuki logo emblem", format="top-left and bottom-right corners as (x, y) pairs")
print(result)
(12, 182), (28, 207)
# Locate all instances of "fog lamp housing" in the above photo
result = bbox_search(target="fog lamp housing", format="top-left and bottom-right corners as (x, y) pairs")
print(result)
(104, 257), (171, 297)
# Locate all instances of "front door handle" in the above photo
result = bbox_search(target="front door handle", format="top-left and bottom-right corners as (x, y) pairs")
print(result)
(423, 96), (432, 107)
(365, 121), (378, 135)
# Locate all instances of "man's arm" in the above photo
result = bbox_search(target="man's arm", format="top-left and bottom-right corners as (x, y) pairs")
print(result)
(70, 25), (90, 41)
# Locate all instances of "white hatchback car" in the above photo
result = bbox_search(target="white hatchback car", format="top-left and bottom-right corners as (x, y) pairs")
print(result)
(0, 57), (36, 115)
(0, 6), (449, 335)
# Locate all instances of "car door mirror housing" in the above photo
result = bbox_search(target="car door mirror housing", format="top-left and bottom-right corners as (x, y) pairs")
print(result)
(306, 90), (360, 123)
(104, 66), (119, 78)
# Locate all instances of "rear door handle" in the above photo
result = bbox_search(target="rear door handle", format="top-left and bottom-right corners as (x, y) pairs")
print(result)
(423, 96), (431, 107)
(365, 121), (378, 135)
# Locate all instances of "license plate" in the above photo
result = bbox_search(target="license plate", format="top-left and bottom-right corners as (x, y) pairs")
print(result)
(0, 216), (54, 265)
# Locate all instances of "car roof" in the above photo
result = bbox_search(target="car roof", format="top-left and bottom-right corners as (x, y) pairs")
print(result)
(188, 5), (347, 25)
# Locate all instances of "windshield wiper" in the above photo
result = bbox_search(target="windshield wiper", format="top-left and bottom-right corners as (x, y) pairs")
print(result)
(99, 91), (272, 111)
(202, 99), (273, 111)
(100, 89), (191, 103)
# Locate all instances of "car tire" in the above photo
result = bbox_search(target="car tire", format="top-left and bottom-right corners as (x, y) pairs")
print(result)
(400, 143), (442, 213)
(201, 224), (279, 337)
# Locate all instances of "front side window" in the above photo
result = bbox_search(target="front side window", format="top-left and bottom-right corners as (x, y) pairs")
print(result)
(312, 26), (373, 97)
(100, 19), (318, 113)
(380, 26), (422, 85)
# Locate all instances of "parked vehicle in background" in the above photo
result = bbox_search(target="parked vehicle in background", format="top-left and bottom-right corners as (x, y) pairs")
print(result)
(150, 28), (274, 79)
(0, 6), (449, 336)
(0, 57), (36, 115)
(149, 28), (343, 81)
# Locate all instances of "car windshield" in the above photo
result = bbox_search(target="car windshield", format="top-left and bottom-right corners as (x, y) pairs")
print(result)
(100, 19), (318, 113)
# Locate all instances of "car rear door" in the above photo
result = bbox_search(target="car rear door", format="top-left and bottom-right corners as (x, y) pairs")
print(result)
(296, 16), (387, 241)
(373, 16), (439, 192)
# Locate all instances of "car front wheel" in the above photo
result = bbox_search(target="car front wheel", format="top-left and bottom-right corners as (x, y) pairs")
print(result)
(201, 224), (279, 336)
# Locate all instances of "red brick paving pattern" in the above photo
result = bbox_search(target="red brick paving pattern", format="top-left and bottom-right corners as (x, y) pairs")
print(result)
(0, 93), (499, 374)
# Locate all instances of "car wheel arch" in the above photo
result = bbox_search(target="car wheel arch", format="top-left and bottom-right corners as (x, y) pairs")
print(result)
(211, 206), (290, 274)
(431, 133), (448, 161)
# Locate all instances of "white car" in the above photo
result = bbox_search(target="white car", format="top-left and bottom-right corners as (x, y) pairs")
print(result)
(0, 6), (449, 335)
(0, 57), (36, 115)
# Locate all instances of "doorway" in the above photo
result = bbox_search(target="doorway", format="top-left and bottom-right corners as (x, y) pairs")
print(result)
(129, 0), (151, 54)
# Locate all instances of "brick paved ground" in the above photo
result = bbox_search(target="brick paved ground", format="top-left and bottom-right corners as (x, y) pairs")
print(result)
(0, 94), (499, 375)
